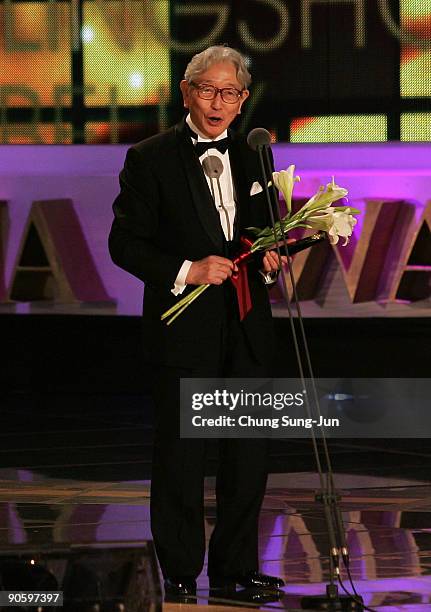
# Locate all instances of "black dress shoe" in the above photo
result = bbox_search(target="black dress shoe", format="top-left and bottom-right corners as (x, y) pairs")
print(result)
(209, 585), (284, 605)
(210, 571), (284, 591)
(164, 577), (196, 601)
(235, 571), (285, 589)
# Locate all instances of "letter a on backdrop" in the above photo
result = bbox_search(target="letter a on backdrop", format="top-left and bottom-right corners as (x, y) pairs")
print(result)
(7, 199), (114, 303)
(388, 200), (431, 303)
(334, 199), (414, 303)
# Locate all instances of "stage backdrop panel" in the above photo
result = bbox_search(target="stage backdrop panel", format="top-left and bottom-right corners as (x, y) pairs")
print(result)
(0, 142), (430, 317)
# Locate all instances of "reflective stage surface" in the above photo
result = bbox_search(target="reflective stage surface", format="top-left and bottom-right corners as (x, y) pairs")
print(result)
(1, 394), (431, 611)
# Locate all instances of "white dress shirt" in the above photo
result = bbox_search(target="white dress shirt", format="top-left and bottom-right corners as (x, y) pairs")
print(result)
(171, 115), (277, 295)
(171, 115), (236, 296)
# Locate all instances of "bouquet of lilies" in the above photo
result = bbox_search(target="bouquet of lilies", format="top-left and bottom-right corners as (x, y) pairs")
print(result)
(162, 166), (359, 325)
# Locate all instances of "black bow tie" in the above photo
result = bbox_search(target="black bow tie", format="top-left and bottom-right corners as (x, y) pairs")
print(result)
(194, 137), (230, 157)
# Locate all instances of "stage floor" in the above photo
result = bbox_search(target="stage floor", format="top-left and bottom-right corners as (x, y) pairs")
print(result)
(1, 471), (431, 610)
(1, 392), (431, 610)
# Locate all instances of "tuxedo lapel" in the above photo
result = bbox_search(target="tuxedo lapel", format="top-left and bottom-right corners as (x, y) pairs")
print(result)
(175, 121), (224, 252)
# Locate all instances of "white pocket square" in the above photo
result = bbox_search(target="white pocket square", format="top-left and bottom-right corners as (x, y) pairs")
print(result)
(250, 181), (263, 196)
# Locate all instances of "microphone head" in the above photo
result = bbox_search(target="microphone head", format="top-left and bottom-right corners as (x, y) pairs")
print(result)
(247, 128), (271, 151)
(202, 155), (224, 178)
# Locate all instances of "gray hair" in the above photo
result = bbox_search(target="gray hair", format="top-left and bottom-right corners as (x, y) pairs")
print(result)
(184, 45), (251, 89)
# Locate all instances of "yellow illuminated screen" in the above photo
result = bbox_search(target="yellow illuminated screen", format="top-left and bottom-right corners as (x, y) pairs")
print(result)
(400, 1), (431, 98)
(0, 0), (431, 144)
(290, 116), (387, 143)
(401, 113), (431, 140)
(0, 2), (71, 106)
(82, 1), (170, 106)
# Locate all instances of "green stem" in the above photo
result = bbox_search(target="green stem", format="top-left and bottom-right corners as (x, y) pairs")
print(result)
(161, 284), (209, 320)
(166, 284), (210, 325)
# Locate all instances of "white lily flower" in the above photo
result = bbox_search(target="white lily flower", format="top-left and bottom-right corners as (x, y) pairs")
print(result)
(162, 167), (357, 326)
(272, 165), (300, 215)
(307, 207), (357, 245)
(305, 211), (333, 232)
(302, 177), (348, 213)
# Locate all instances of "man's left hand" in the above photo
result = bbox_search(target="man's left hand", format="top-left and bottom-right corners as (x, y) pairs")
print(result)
(261, 250), (288, 273)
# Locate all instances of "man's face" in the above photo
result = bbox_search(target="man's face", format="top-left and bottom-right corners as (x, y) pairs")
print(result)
(180, 61), (249, 139)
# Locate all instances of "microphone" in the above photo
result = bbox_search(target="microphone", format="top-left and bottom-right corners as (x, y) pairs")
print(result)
(202, 155), (224, 179)
(247, 126), (278, 241)
(247, 127), (271, 151)
(201, 155), (232, 240)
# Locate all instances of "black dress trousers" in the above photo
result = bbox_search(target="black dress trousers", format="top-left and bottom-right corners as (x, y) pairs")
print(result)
(149, 282), (270, 580)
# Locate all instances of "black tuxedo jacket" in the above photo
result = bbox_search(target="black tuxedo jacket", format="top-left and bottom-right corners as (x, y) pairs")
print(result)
(109, 119), (275, 368)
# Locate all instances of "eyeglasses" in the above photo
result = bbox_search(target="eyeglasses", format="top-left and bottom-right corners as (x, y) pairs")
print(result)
(190, 82), (243, 104)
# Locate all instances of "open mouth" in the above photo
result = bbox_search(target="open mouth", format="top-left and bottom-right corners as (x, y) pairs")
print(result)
(207, 116), (223, 126)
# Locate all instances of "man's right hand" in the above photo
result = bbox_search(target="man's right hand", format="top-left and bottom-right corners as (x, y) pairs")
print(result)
(185, 256), (237, 285)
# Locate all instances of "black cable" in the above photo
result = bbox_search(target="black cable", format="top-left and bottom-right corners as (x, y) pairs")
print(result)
(347, 563), (361, 600)
(338, 574), (376, 612)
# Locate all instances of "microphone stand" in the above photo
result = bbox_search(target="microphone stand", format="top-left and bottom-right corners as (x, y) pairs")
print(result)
(253, 138), (364, 611)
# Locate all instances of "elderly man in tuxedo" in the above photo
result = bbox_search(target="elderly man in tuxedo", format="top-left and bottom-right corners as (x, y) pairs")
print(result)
(109, 45), (285, 598)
